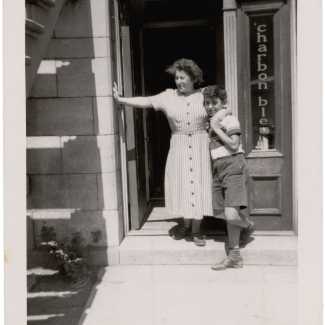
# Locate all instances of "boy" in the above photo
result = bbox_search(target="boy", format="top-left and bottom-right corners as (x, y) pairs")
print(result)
(203, 85), (255, 270)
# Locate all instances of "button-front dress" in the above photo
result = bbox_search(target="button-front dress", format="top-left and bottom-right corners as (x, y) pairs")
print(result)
(149, 89), (213, 220)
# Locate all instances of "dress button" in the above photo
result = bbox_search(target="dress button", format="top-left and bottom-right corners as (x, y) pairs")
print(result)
(187, 112), (189, 115)
(190, 168), (193, 172)
(192, 204), (195, 207)
(189, 146), (191, 148)
(188, 134), (191, 137)
(191, 181), (193, 184)
(187, 103), (190, 106)
(187, 122), (190, 125)
(191, 192), (194, 195)
(189, 157), (192, 160)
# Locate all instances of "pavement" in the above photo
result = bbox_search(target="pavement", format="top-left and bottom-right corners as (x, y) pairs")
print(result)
(78, 264), (297, 325)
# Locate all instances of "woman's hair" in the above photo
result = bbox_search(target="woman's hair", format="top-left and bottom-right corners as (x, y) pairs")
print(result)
(202, 85), (228, 103)
(165, 58), (204, 89)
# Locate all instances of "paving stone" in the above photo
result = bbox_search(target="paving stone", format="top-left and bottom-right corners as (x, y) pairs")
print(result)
(27, 136), (62, 174)
(27, 98), (94, 136)
(56, 58), (112, 97)
(54, 0), (111, 38)
(61, 135), (119, 174)
(44, 38), (112, 59)
(97, 171), (122, 210)
(79, 265), (298, 325)
(27, 174), (98, 210)
(93, 96), (118, 135)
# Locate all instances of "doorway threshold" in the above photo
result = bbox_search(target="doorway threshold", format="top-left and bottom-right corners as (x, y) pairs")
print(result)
(128, 200), (228, 236)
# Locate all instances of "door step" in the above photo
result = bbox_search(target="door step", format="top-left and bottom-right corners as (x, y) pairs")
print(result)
(119, 235), (297, 266)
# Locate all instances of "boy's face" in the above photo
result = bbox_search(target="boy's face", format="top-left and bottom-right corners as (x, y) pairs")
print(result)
(204, 96), (224, 117)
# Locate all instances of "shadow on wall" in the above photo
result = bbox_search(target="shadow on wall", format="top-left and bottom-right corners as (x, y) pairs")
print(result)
(26, 0), (123, 267)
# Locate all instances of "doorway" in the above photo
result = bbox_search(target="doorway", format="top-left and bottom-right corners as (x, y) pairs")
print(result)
(142, 24), (222, 199)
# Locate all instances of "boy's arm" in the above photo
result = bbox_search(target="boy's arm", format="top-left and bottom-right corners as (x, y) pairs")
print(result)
(210, 118), (240, 151)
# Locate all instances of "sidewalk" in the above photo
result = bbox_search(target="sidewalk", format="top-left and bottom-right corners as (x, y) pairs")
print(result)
(78, 264), (297, 325)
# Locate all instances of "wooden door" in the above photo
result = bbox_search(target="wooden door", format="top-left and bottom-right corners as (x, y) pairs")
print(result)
(120, 1), (147, 229)
(237, 1), (293, 231)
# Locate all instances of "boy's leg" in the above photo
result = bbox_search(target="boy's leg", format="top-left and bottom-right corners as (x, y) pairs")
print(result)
(224, 206), (250, 228)
(239, 208), (255, 244)
(212, 206), (243, 270)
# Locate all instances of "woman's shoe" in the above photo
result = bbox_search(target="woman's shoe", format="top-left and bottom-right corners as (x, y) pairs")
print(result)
(191, 233), (206, 246)
(172, 225), (191, 240)
(211, 256), (243, 271)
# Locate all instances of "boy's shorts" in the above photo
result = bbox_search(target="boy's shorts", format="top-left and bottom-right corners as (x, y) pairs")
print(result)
(212, 153), (249, 210)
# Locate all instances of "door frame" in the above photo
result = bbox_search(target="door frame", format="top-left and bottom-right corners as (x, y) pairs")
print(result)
(116, 0), (297, 234)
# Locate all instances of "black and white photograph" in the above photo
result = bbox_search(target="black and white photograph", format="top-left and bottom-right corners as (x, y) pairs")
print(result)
(2, 0), (323, 324)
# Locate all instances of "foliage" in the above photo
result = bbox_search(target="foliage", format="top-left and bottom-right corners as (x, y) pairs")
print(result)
(40, 224), (102, 283)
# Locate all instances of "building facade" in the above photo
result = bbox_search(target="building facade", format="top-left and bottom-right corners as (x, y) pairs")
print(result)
(26, 0), (297, 265)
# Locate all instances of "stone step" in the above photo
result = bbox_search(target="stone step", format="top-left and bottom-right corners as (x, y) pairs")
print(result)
(119, 235), (297, 266)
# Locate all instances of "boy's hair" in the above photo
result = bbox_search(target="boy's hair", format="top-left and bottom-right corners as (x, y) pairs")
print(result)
(203, 85), (227, 103)
(165, 58), (204, 89)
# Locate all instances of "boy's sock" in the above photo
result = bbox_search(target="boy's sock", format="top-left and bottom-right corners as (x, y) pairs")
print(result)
(228, 248), (241, 259)
(211, 247), (243, 270)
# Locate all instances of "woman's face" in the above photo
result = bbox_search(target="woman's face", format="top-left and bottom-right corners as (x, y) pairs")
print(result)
(175, 70), (195, 93)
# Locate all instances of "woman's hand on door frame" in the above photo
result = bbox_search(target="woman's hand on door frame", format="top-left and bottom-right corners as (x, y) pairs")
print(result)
(113, 82), (120, 103)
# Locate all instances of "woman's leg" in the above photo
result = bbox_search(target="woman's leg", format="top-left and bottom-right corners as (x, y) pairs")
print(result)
(183, 218), (192, 229)
(191, 219), (201, 233)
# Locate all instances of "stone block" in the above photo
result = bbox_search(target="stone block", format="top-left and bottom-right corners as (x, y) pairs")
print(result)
(29, 75), (57, 98)
(56, 58), (112, 97)
(26, 98), (94, 136)
(93, 97), (118, 135)
(44, 38), (112, 59)
(109, 0), (116, 42)
(54, 0), (110, 38)
(29, 60), (58, 98)
(27, 136), (62, 174)
(27, 174), (98, 210)
(31, 209), (124, 249)
(103, 206), (124, 246)
(61, 135), (119, 173)
(97, 170), (122, 210)
(27, 214), (35, 250)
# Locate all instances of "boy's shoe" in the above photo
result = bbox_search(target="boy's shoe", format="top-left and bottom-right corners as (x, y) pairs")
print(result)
(211, 256), (243, 271)
(172, 225), (191, 240)
(240, 221), (255, 244)
(191, 233), (206, 246)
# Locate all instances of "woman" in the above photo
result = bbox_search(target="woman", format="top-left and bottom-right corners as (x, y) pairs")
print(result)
(113, 59), (228, 246)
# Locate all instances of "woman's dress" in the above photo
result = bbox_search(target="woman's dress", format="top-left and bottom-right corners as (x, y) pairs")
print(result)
(149, 89), (213, 219)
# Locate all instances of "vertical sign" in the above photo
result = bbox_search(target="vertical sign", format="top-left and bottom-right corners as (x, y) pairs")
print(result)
(250, 15), (276, 150)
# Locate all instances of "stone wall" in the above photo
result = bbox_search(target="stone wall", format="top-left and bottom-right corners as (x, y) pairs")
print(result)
(26, 0), (124, 264)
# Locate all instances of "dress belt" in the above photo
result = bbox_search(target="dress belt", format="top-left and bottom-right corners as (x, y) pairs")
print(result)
(172, 129), (206, 135)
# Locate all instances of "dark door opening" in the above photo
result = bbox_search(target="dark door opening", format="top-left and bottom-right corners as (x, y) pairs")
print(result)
(142, 23), (223, 199)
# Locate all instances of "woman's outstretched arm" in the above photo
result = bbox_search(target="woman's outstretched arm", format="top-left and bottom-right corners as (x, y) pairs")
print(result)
(113, 82), (152, 108)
